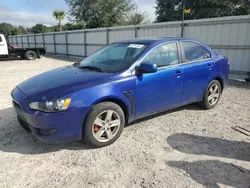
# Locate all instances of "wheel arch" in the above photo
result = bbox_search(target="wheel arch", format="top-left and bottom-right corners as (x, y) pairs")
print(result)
(211, 77), (224, 92)
(84, 96), (130, 126)
(94, 97), (129, 124)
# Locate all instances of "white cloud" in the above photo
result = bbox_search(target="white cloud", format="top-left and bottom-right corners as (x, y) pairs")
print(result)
(134, 0), (156, 21)
(0, 5), (68, 27)
(24, 0), (68, 11)
(0, 0), (156, 27)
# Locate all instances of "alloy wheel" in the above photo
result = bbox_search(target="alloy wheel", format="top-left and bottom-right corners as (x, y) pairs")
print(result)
(207, 83), (220, 105)
(92, 110), (121, 142)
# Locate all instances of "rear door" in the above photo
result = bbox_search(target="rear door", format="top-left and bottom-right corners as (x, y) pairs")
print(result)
(180, 41), (214, 104)
(0, 35), (8, 55)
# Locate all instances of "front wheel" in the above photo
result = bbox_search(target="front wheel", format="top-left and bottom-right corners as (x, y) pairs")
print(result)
(82, 102), (125, 148)
(201, 80), (222, 109)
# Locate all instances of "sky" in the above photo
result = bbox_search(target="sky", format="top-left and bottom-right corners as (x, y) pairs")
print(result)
(0, 0), (156, 27)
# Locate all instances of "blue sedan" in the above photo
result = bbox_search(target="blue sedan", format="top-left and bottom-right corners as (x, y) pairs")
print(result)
(11, 38), (229, 147)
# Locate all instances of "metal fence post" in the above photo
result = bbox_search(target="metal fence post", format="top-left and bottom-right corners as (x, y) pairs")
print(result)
(106, 27), (109, 44)
(27, 36), (30, 47)
(53, 33), (56, 54)
(135, 25), (138, 38)
(16, 36), (18, 46)
(42, 33), (45, 48)
(84, 31), (87, 57)
(34, 34), (37, 47)
(65, 32), (69, 57)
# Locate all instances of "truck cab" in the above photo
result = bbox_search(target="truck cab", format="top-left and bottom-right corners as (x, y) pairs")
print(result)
(0, 34), (8, 56)
(0, 34), (46, 60)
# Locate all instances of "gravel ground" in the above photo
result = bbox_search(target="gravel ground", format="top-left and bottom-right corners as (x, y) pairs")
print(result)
(0, 57), (250, 188)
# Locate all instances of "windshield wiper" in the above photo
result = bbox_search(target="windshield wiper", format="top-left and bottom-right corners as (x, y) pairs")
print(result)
(80, 66), (104, 73)
(73, 62), (80, 67)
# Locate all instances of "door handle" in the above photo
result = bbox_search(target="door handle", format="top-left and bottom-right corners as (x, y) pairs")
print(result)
(207, 63), (213, 70)
(175, 71), (183, 76)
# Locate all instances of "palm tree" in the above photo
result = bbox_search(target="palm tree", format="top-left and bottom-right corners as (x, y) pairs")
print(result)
(53, 10), (66, 32)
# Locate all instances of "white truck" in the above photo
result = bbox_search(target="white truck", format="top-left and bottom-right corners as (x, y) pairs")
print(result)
(0, 34), (46, 60)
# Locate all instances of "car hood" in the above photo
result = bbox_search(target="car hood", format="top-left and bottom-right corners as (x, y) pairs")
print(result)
(18, 65), (113, 99)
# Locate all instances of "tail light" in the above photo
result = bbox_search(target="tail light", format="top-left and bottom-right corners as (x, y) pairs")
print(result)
(227, 59), (230, 65)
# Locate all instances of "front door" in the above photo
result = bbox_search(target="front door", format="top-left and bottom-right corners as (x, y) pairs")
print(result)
(135, 42), (184, 118)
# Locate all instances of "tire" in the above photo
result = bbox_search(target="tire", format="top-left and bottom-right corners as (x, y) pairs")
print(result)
(201, 80), (222, 109)
(25, 51), (37, 60)
(82, 102), (125, 148)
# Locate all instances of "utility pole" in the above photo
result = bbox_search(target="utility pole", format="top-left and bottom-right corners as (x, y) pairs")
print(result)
(181, 0), (186, 37)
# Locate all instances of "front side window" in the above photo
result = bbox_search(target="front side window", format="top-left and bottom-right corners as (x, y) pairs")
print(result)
(182, 42), (203, 62)
(80, 43), (147, 73)
(142, 42), (179, 67)
(0, 36), (2, 42)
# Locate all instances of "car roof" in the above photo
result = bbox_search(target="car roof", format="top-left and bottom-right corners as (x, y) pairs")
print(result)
(118, 37), (197, 45)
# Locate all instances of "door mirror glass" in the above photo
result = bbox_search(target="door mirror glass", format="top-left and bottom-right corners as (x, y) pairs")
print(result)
(135, 62), (157, 75)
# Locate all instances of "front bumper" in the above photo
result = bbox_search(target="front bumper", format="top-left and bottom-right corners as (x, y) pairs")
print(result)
(11, 87), (90, 144)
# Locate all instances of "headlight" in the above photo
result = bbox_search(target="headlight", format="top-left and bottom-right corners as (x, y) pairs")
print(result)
(29, 98), (71, 112)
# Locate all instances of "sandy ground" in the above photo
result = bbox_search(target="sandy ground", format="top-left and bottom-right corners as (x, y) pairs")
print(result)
(0, 57), (249, 188)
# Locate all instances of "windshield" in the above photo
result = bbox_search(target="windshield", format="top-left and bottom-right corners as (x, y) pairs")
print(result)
(79, 43), (148, 73)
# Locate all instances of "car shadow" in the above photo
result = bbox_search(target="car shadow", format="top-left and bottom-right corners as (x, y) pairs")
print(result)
(228, 79), (249, 89)
(167, 133), (250, 187)
(167, 160), (250, 188)
(0, 57), (23, 61)
(167, 133), (250, 161)
(0, 107), (94, 154)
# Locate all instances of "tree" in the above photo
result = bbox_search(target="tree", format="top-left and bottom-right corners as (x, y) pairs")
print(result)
(155, 0), (250, 22)
(0, 23), (13, 36)
(64, 21), (87, 30)
(124, 5), (150, 25)
(0, 23), (28, 36)
(53, 10), (66, 31)
(125, 12), (149, 25)
(155, 0), (180, 22)
(29, 24), (53, 33)
(17, 26), (27, 35)
(65, 0), (137, 28)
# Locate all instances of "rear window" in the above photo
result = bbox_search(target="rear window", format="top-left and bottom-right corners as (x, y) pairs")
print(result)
(183, 42), (203, 62)
(203, 47), (211, 58)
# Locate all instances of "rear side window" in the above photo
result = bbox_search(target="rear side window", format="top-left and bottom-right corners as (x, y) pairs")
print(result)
(182, 42), (203, 62)
(0, 36), (2, 42)
(203, 47), (211, 58)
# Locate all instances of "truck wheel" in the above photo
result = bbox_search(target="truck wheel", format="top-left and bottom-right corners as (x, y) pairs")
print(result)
(25, 51), (37, 60)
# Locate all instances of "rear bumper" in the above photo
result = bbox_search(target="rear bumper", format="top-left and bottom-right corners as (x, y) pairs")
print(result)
(11, 87), (90, 144)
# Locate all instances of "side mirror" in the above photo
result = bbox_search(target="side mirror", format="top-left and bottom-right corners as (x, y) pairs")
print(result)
(135, 62), (157, 75)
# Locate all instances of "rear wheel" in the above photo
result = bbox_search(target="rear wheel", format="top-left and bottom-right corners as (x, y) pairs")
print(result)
(25, 51), (37, 60)
(201, 80), (222, 109)
(82, 102), (125, 148)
